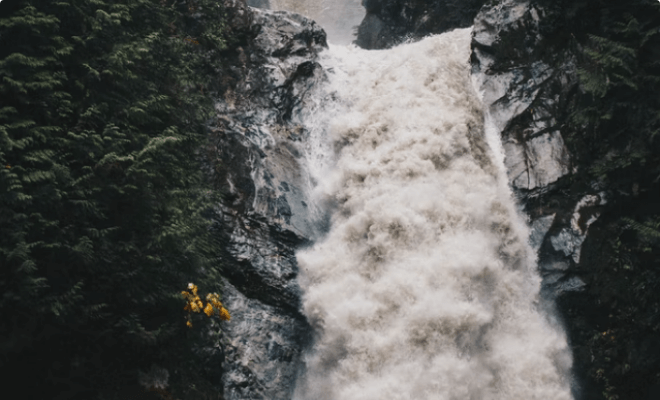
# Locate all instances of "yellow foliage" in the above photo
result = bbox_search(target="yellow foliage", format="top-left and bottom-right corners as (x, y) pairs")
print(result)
(203, 303), (214, 317)
(181, 283), (230, 327)
(218, 307), (231, 321)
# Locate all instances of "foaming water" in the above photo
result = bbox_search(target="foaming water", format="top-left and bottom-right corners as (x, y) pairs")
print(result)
(268, 0), (364, 45)
(293, 28), (573, 400)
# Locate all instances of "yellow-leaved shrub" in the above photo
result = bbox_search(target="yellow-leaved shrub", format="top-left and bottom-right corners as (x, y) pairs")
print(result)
(181, 283), (230, 328)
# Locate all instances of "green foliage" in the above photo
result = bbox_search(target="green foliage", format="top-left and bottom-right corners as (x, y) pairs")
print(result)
(568, 4), (660, 183)
(579, 208), (660, 400)
(560, 3), (660, 398)
(0, 0), (232, 398)
(622, 216), (660, 244)
(595, 367), (620, 400)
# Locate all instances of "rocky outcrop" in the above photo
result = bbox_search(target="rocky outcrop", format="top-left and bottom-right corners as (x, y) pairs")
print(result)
(204, 5), (327, 399)
(471, 0), (577, 194)
(355, 0), (487, 49)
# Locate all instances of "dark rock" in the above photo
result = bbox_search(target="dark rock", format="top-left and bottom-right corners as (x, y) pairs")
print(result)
(204, 6), (328, 400)
(529, 213), (555, 250)
(220, 280), (311, 400)
(471, 0), (576, 193)
(355, 0), (488, 49)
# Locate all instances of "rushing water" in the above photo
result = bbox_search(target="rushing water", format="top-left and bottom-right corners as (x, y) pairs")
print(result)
(268, 0), (364, 45)
(276, 6), (573, 399)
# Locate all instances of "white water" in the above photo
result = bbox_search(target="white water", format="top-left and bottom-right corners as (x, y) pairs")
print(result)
(268, 0), (364, 45)
(291, 22), (573, 400)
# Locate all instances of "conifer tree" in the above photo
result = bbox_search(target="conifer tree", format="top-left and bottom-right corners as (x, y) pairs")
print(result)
(570, 0), (660, 184)
(0, 0), (232, 397)
(565, 2), (660, 398)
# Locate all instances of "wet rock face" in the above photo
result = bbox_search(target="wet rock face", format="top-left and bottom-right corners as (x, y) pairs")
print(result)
(471, 0), (576, 193)
(205, 6), (327, 400)
(355, 0), (487, 49)
(220, 281), (311, 400)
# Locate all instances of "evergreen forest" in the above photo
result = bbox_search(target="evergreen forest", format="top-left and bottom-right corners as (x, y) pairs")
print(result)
(561, 1), (660, 397)
(0, 0), (235, 398)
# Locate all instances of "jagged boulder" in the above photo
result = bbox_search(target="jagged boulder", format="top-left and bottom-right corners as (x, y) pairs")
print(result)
(471, 0), (577, 193)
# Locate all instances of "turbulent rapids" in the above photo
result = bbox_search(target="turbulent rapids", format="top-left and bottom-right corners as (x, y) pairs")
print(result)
(291, 27), (574, 400)
(268, 0), (364, 45)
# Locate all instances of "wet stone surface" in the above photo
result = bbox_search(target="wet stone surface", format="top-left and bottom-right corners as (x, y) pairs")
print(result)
(205, 6), (327, 400)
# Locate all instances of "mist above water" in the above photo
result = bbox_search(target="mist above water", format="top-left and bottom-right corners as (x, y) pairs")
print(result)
(268, 0), (365, 45)
(291, 27), (574, 400)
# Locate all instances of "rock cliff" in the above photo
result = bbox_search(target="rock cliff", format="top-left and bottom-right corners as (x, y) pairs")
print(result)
(205, 2), (327, 399)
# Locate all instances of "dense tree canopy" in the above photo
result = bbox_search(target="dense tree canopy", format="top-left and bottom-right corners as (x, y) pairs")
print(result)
(562, 1), (660, 398)
(0, 0), (232, 398)
(569, 0), (660, 186)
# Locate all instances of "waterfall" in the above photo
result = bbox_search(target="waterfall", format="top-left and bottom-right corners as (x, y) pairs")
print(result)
(277, 7), (573, 399)
(268, 0), (364, 45)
